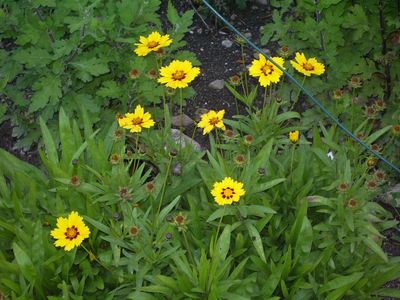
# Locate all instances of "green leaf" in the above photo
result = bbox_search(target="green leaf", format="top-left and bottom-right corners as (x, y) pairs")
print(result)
(13, 242), (37, 283)
(207, 206), (237, 222)
(13, 48), (53, 68)
(96, 80), (124, 99)
(319, 272), (363, 294)
(245, 222), (266, 263)
(218, 225), (231, 260)
(39, 117), (59, 163)
(32, 0), (56, 7)
(362, 237), (388, 262)
(71, 58), (109, 81)
(251, 178), (286, 194)
(376, 288), (400, 298)
(29, 75), (62, 112)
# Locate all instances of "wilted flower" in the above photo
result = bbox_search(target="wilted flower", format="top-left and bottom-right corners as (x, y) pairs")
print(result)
(119, 187), (132, 201)
(211, 177), (245, 206)
(346, 198), (359, 209)
(289, 130), (300, 144)
(249, 54), (285, 87)
(113, 129), (124, 140)
(158, 60), (200, 89)
(224, 129), (236, 140)
(233, 154), (246, 166)
(134, 31), (172, 57)
(174, 213), (188, 232)
(244, 134), (254, 145)
(169, 148), (178, 157)
(129, 68), (140, 79)
(197, 110), (226, 135)
(146, 69), (158, 79)
(373, 170), (386, 183)
(70, 175), (81, 187)
(374, 99), (386, 111)
(118, 105), (155, 133)
(145, 181), (155, 193)
(366, 180), (378, 191)
(392, 124), (400, 136)
(356, 132), (365, 140)
(348, 75), (362, 89)
(333, 89), (343, 100)
(110, 153), (120, 165)
(229, 74), (241, 86)
(337, 182), (350, 193)
(129, 225), (140, 237)
(364, 106), (377, 119)
(50, 211), (90, 251)
(370, 143), (381, 153)
(290, 52), (325, 76)
(278, 45), (290, 58)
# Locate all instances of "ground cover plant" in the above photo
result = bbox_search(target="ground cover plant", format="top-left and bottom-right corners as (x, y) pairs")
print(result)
(1, 0), (400, 299)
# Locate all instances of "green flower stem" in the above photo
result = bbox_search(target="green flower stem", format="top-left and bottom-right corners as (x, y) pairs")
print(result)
(290, 75), (306, 111)
(81, 244), (112, 272)
(156, 155), (173, 222)
(240, 44), (249, 97)
(182, 230), (196, 266)
(133, 132), (140, 172)
(262, 86), (268, 111)
(290, 144), (296, 177)
(179, 88), (183, 150)
(213, 205), (226, 253)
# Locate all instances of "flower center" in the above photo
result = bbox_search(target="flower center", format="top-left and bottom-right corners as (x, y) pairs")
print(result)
(302, 62), (314, 71)
(221, 187), (235, 199)
(65, 226), (79, 240)
(261, 64), (274, 75)
(209, 117), (220, 125)
(147, 41), (159, 49)
(172, 70), (186, 81)
(132, 117), (143, 126)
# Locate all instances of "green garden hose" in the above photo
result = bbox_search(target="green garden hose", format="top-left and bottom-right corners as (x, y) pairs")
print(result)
(201, 0), (400, 175)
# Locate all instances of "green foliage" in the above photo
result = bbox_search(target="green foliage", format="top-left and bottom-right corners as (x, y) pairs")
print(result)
(0, 0), (196, 149)
(259, 0), (400, 175)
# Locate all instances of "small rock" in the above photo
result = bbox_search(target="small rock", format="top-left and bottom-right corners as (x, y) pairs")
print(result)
(254, 0), (268, 5)
(208, 79), (225, 90)
(221, 39), (233, 48)
(195, 108), (208, 122)
(244, 32), (252, 39)
(230, 14), (237, 21)
(170, 129), (202, 151)
(171, 114), (194, 127)
(197, 28), (203, 34)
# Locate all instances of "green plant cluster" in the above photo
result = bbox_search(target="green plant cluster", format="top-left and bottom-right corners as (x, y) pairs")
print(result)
(258, 0), (400, 173)
(0, 0), (196, 149)
(1, 0), (400, 299)
(0, 100), (399, 299)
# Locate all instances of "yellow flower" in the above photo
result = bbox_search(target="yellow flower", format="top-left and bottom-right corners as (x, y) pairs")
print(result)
(197, 110), (226, 135)
(118, 105), (155, 133)
(249, 54), (285, 87)
(290, 52), (325, 76)
(158, 60), (200, 89)
(134, 31), (172, 57)
(211, 177), (245, 205)
(50, 211), (90, 251)
(289, 130), (300, 144)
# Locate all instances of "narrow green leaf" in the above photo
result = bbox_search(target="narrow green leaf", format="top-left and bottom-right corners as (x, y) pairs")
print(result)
(245, 222), (266, 263)
(39, 117), (58, 163)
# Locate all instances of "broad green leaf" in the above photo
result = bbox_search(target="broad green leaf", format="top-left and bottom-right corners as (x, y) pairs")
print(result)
(246, 222), (266, 263)
(251, 178), (286, 194)
(29, 75), (62, 112)
(362, 237), (388, 262)
(13, 242), (37, 283)
(218, 225), (231, 260)
(39, 117), (58, 163)
(319, 272), (363, 294)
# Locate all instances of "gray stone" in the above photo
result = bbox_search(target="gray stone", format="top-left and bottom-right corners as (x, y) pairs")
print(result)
(221, 39), (233, 48)
(194, 108), (208, 122)
(253, 0), (268, 5)
(171, 114), (194, 127)
(208, 79), (225, 90)
(170, 129), (202, 151)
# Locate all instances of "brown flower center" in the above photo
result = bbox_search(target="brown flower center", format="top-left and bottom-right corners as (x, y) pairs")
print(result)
(262, 64), (274, 75)
(302, 62), (314, 71)
(147, 41), (159, 49)
(172, 70), (186, 81)
(65, 226), (79, 240)
(209, 117), (220, 125)
(132, 117), (143, 126)
(221, 187), (235, 199)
